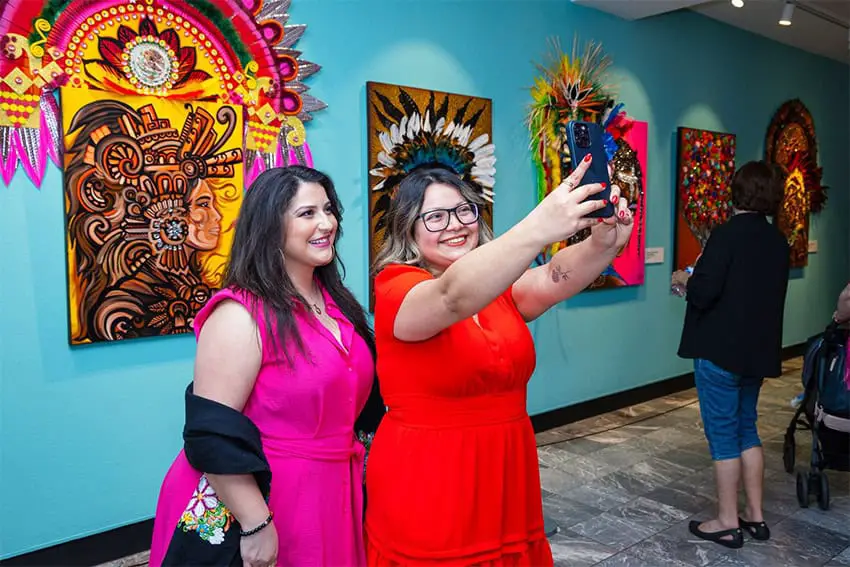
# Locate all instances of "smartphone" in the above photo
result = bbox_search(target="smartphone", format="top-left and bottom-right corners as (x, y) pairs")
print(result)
(565, 120), (615, 218)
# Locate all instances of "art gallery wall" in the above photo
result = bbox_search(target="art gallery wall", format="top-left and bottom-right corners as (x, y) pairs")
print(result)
(1, 0), (848, 558)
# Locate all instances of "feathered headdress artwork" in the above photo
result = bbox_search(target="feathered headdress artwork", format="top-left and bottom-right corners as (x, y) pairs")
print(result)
(0, 0), (325, 189)
(526, 35), (640, 263)
(367, 83), (495, 234)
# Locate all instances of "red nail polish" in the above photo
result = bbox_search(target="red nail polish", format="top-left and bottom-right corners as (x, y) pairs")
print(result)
(602, 199), (608, 205)
(619, 211), (625, 218)
(601, 182), (607, 188)
(612, 195), (619, 204)
(598, 218), (603, 223)
(584, 154), (592, 163)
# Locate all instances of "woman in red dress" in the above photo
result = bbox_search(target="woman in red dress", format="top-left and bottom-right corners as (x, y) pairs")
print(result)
(365, 154), (634, 566)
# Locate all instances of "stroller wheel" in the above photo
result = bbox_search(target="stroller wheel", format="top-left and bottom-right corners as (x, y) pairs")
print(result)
(783, 435), (795, 474)
(817, 473), (830, 511)
(796, 471), (809, 508)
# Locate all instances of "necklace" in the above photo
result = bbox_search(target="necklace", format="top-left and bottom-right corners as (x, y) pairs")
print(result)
(310, 302), (323, 315)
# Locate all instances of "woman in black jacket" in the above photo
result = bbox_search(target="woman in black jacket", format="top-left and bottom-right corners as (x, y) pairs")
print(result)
(678, 161), (789, 548)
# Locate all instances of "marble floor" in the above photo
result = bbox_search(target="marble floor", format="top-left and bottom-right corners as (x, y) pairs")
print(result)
(538, 356), (850, 567)
(100, 356), (849, 567)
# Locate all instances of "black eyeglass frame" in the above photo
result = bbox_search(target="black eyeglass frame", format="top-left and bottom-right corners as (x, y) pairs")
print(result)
(417, 202), (480, 233)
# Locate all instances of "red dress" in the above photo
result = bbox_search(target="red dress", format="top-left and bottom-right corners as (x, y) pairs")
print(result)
(365, 265), (553, 566)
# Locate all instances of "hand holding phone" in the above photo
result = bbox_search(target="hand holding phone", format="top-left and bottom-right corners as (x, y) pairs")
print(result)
(565, 121), (615, 219)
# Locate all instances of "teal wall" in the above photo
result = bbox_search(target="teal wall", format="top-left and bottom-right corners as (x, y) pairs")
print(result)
(2, 0), (848, 558)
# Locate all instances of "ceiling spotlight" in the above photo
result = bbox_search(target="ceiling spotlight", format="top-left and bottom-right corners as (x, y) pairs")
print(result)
(731, 0), (744, 7)
(779, 1), (794, 26)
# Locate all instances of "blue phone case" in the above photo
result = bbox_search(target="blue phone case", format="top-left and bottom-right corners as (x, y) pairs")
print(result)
(565, 120), (615, 218)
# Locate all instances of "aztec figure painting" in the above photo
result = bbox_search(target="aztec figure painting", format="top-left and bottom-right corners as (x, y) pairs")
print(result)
(62, 88), (243, 345)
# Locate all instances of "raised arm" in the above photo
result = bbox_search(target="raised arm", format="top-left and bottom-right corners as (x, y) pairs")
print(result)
(394, 155), (608, 342)
(511, 184), (634, 321)
(192, 300), (277, 566)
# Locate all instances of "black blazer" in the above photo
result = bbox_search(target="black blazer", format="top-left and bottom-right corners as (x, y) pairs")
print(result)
(678, 212), (790, 378)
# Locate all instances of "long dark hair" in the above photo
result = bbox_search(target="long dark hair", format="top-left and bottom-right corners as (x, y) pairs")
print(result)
(223, 166), (375, 365)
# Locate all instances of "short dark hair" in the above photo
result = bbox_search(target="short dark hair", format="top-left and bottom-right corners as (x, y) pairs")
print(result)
(730, 160), (785, 215)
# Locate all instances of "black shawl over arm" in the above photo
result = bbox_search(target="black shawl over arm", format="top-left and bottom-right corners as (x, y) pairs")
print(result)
(161, 384), (271, 567)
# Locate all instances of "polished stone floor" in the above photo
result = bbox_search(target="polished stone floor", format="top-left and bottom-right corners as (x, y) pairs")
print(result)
(102, 357), (849, 567)
(538, 357), (850, 566)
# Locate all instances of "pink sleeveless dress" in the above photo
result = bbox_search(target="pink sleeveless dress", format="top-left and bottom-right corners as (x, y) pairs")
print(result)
(149, 286), (374, 566)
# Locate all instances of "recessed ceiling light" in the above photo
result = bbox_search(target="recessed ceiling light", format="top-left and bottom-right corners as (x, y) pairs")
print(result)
(779, 1), (794, 26)
(731, 0), (744, 8)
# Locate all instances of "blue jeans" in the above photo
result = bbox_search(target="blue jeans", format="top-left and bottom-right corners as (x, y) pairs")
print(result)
(694, 359), (764, 461)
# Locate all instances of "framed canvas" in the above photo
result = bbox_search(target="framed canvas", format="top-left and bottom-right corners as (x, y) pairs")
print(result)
(62, 88), (243, 345)
(672, 127), (735, 294)
(366, 81), (495, 309)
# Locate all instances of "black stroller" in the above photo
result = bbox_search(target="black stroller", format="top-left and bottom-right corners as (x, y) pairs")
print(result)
(783, 320), (850, 510)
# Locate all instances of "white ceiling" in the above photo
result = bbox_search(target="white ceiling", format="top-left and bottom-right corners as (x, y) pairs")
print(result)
(572, 0), (850, 64)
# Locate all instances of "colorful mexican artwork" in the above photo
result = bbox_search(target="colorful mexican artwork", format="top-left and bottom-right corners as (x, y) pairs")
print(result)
(672, 127), (736, 295)
(526, 36), (647, 290)
(765, 99), (823, 268)
(62, 88), (243, 345)
(366, 81), (495, 307)
(0, 0), (324, 188)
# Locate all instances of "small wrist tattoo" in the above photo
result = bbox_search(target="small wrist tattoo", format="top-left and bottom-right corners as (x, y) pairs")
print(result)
(551, 265), (571, 283)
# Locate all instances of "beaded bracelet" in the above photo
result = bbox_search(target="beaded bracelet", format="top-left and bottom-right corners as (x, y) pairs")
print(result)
(240, 512), (274, 537)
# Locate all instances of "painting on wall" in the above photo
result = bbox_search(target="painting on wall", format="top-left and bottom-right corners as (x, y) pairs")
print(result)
(672, 127), (736, 296)
(366, 81), (495, 308)
(62, 88), (243, 345)
(525, 37), (646, 290)
(765, 99), (824, 268)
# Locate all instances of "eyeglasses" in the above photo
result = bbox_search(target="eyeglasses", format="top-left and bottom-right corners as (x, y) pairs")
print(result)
(418, 202), (479, 232)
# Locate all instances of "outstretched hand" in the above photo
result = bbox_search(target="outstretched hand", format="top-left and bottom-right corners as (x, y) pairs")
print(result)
(529, 153), (613, 247)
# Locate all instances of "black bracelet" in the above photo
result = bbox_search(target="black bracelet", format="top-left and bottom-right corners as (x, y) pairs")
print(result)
(240, 512), (274, 537)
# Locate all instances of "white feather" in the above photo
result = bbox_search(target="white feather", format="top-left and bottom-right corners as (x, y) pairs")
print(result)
(444, 122), (456, 138)
(377, 151), (396, 167)
(411, 113), (421, 135)
(390, 124), (402, 145)
(474, 143), (495, 159)
(475, 155), (496, 168)
(373, 179), (387, 192)
(407, 114), (417, 138)
(379, 132), (394, 154)
(476, 175), (496, 187)
(468, 134), (489, 152)
(399, 116), (408, 139)
(471, 165), (496, 177)
(423, 111), (432, 132)
(434, 117), (446, 134)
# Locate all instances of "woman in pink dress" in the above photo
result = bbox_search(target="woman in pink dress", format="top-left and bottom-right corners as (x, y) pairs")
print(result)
(149, 166), (384, 567)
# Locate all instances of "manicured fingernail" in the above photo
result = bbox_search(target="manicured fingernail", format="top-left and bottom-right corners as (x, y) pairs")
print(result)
(602, 199), (608, 205)
(598, 218), (603, 223)
(584, 154), (592, 163)
(611, 195), (619, 204)
(601, 182), (607, 188)
(619, 211), (625, 218)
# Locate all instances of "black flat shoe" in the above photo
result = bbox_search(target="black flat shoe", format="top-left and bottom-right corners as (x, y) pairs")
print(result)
(739, 517), (770, 540)
(688, 520), (744, 549)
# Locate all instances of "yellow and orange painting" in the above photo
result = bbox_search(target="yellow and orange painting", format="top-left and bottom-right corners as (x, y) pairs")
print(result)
(61, 87), (243, 345)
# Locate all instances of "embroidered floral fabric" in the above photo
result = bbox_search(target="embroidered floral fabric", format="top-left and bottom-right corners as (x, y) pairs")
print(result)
(177, 476), (234, 545)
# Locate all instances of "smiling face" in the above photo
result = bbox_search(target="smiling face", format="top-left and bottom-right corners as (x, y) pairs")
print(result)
(281, 181), (338, 271)
(414, 183), (480, 274)
(186, 180), (222, 251)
